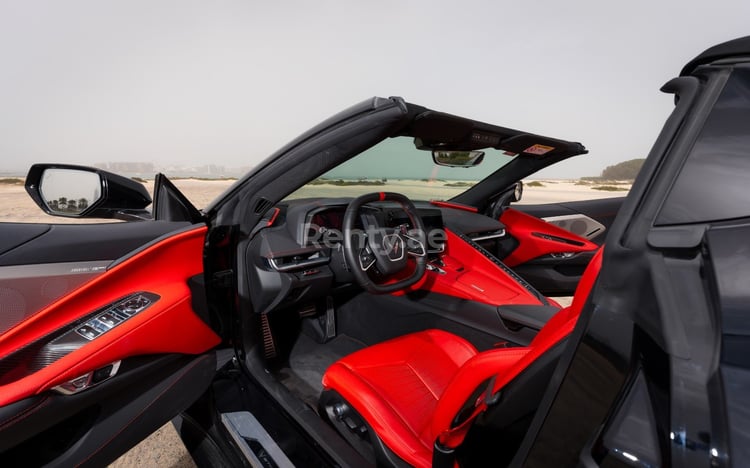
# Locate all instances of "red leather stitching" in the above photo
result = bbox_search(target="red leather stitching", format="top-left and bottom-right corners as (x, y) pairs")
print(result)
(0, 396), (50, 430)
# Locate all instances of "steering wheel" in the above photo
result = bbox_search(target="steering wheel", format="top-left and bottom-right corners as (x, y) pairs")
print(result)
(342, 192), (427, 294)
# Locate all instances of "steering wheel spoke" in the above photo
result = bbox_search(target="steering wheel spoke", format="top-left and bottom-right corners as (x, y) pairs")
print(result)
(404, 231), (426, 257)
(358, 244), (376, 271)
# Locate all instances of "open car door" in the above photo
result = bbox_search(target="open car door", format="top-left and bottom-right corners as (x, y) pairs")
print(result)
(0, 166), (223, 466)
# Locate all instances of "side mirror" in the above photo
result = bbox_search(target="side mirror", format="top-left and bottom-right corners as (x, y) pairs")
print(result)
(25, 164), (153, 220)
(489, 181), (524, 219)
(432, 150), (485, 167)
(512, 180), (523, 202)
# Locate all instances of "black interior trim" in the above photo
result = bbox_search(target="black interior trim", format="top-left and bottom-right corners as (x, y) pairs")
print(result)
(497, 305), (560, 331)
(0, 224), (50, 257)
(0, 221), (191, 267)
(0, 353), (215, 466)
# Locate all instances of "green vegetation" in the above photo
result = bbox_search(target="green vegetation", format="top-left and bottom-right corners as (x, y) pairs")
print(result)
(592, 185), (629, 192)
(0, 178), (23, 185)
(577, 179), (630, 185)
(526, 181), (545, 187)
(600, 158), (645, 180)
(443, 181), (475, 188)
(308, 178), (386, 187)
(169, 176), (238, 181)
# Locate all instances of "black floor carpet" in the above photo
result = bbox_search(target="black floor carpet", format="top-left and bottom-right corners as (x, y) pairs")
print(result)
(277, 333), (366, 409)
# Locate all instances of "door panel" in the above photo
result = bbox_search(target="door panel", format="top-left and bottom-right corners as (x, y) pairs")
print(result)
(515, 197), (625, 245)
(0, 261), (109, 334)
(498, 208), (598, 267)
(0, 221), (191, 332)
(0, 221), (190, 266)
(541, 213), (606, 241)
(0, 224), (221, 463)
(505, 197), (625, 295)
(0, 224), (219, 404)
(0, 353), (215, 467)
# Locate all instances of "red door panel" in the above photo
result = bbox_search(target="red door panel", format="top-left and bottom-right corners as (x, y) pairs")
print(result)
(499, 208), (598, 267)
(0, 225), (220, 406)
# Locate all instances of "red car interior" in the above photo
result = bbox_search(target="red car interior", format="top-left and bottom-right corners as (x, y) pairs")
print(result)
(499, 208), (598, 267)
(400, 228), (549, 306)
(321, 247), (603, 468)
(0, 226), (220, 406)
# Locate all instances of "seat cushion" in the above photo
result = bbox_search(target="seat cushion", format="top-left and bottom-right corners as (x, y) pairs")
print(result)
(322, 329), (477, 467)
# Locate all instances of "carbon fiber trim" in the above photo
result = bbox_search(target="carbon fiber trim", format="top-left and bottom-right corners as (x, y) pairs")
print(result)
(0, 292), (159, 386)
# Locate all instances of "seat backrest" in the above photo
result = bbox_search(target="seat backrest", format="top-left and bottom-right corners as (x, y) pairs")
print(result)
(529, 247), (604, 349)
(432, 248), (604, 449)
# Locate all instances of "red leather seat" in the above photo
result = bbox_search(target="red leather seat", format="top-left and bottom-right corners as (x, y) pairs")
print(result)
(321, 249), (603, 468)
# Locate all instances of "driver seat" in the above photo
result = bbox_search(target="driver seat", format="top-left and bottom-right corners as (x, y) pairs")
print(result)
(320, 248), (603, 468)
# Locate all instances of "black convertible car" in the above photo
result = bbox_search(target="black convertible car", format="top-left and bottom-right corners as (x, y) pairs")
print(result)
(1, 36), (749, 467)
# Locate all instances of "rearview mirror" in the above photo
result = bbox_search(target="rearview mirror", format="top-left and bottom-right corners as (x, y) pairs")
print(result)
(25, 164), (153, 220)
(432, 150), (485, 167)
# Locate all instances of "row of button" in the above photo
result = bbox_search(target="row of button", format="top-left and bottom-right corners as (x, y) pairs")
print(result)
(75, 294), (152, 340)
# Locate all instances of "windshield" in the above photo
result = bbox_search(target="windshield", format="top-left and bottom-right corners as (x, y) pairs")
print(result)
(286, 136), (516, 201)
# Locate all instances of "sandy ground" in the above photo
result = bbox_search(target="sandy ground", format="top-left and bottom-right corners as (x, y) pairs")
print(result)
(0, 178), (628, 223)
(0, 177), (623, 466)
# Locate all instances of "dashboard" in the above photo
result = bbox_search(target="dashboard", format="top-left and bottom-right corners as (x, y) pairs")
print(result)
(305, 204), (446, 253)
(245, 197), (512, 315)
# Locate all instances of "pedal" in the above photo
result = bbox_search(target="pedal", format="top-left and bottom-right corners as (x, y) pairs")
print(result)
(324, 296), (336, 340)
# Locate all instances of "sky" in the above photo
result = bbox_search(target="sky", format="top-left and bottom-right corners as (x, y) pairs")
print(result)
(1, 1), (749, 179)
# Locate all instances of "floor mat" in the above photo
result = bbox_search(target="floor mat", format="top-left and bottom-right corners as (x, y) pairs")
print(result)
(277, 333), (366, 409)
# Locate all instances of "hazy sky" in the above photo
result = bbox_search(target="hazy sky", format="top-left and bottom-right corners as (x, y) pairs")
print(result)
(1, 1), (749, 178)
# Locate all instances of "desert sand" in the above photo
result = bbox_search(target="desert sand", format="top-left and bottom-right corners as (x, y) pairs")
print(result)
(1, 178), (628, 223)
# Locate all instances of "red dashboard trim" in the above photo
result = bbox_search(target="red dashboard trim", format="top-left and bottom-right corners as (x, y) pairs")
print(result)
(266, 207), (281, 227)
(398, 228), (546, 306)
(429, 200), (478, 213)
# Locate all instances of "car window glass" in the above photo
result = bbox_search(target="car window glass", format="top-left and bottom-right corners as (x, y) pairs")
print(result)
(285, 136), (516, 201)
(656, 65), (750, 225)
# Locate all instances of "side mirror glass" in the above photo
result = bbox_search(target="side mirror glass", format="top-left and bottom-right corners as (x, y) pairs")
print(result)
(39, 168), (103, 216)
(26, 164), (153, 220)
(432, 150), (485, 167)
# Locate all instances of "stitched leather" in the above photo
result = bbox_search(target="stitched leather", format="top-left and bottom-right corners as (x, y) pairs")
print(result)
(322, 249), (603, 467)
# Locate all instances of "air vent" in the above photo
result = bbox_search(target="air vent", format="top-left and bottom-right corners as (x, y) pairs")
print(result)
(469, 229), (506, 242)
(253, 197), (274, 214)
(268, 250), (329, 272)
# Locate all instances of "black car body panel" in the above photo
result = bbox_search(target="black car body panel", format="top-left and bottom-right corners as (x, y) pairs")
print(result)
(514, 39), (750, 467)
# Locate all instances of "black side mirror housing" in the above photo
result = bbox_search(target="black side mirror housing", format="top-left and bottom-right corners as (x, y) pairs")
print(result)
(25, 164), (153, 221)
